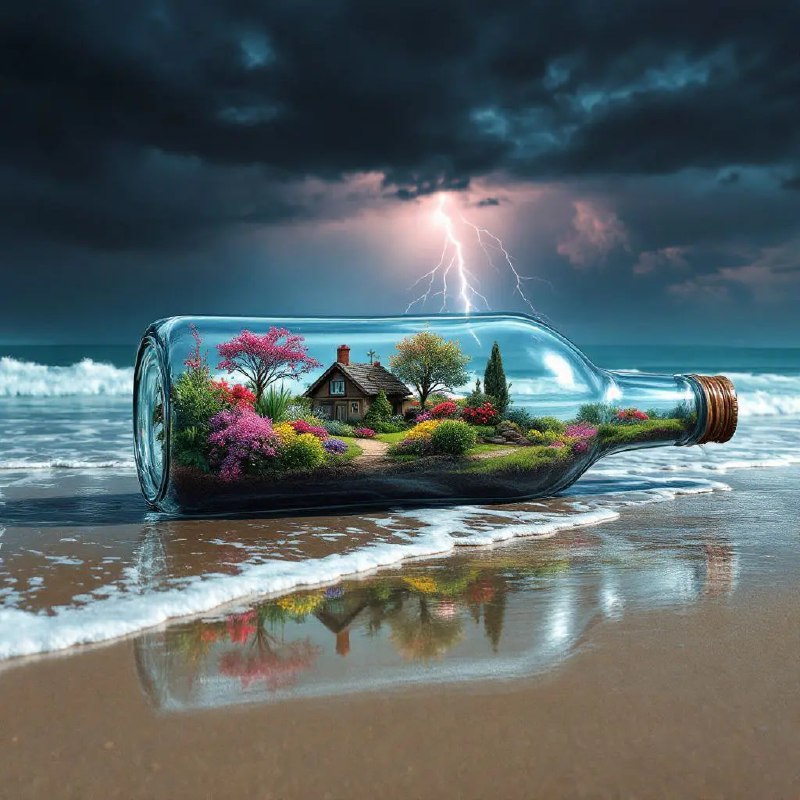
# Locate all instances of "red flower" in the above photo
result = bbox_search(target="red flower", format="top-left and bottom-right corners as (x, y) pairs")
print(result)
(213, 379), (256, 408)
(429, 401), (459, 418)
(462, 402), (498, 425)
(617, 408), (649, 422)
(226, 610), (258, 644)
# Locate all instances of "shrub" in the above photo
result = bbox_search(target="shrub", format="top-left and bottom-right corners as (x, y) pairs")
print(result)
(208, 406), (280, 481)
(501, 406), (534, 429)
(527, 429), (563, 446)
(278, 432), (326, 471)
(616, 408), (649, 423)
(404, 408), (421, 423)
(528, 416), (567, 434)
(668, 400), (696, 423)
(473, 424), (497, 439)
(213, 379), (256, 409)
(363, 389), (393, 427)
(390, 437), (430, 457)
(429, 400), (459, 419)
(323, 419), (355, 437)
(576, 403), (618, 425)
(429, 420), (477, 455)
(172, 366), (226, 471)
(290, 419), (328, 439)
(415, 411), (433, 422)
(353, 427), (376, 438)
(405, 419), (442, 441)
(462, 402), (499, 426)
(255, 385), (293, 421)
(369, 420), (408, 434)
(273, 421), (298, 444)
(323, 438), (348, 455)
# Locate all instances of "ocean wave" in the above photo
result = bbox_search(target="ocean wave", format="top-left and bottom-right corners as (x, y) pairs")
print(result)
(0, 357), (133, 397)
(724, 372), (800, 417)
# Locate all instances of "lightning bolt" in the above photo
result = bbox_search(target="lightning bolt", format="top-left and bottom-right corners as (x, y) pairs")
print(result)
(406, 193), (544, 316)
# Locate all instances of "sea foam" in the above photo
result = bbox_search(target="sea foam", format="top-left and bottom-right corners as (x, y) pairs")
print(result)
(0, 357), (133, 397)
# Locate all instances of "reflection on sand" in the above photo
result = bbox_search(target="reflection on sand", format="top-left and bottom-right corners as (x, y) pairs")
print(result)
(135, 532), (737, 711)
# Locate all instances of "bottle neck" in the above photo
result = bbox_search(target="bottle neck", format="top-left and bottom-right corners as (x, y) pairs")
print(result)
(602, 371), (737, 447)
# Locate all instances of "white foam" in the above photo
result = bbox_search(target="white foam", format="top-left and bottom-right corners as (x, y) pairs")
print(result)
(0, 357), (133, 397)
(0, 459), (135, 470)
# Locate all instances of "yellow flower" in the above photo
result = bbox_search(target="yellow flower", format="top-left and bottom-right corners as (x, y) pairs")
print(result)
(403, 575), (438, 594)
(276, 591), (324, 616)
(273, 422), (298, 443)
(405, 420), (442, 441)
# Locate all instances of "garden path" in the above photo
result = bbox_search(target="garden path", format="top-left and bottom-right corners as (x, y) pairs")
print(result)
(471, 446), (517, 459)
(353, 437), (391, 462)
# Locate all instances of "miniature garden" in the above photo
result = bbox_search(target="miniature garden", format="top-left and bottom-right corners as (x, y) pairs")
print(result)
(164, 324), (698, 509)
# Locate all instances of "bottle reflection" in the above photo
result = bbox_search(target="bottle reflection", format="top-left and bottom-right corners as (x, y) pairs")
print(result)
(134, 529), (737, 712)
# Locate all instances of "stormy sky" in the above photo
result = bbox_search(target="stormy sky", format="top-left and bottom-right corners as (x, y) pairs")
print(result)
(2, 1), (800, 346)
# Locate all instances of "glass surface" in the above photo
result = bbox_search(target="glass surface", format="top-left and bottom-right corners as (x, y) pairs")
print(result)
(133, 313), (704, 513)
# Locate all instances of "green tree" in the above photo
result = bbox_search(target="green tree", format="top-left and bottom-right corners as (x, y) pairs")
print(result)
(483, 341), (510, 412)
(389, 330), (470, 410)
(364, 389), (392, 426)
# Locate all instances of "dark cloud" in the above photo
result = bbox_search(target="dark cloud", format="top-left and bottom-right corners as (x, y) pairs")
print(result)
(476, 197), (501, 207)
(2, 0), (800, 250)
(782, 174), (800, 191)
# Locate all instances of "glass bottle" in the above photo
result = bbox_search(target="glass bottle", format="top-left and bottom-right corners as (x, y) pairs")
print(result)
(134, 314), (737, 514)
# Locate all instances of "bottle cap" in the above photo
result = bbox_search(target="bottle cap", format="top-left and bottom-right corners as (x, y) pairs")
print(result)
(689, 374), (738, 443)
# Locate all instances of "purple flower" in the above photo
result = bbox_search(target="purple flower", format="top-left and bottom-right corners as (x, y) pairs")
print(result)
(323, 438), (347, 454)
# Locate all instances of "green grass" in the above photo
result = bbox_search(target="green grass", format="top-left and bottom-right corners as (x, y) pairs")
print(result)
(463, 444), (569, 475)
(375, 431), (407, 444)
(469, 443), (513, 455)
(596, 418), (687, 447)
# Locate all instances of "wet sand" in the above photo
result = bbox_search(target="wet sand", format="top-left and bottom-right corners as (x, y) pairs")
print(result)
(1, 465), (799, 797)
(0, 589), (798, 799)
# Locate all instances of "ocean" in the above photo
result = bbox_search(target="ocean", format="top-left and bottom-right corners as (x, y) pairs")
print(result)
(0, 343), (798, 662)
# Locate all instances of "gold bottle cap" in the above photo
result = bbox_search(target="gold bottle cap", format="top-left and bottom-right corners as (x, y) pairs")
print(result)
(689, 374), (738, 444)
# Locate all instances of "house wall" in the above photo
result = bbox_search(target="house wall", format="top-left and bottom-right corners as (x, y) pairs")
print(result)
(307, 368), (367, 421)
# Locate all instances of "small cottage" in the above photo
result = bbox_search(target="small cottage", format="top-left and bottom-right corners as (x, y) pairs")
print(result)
(304, 345), (413, 422)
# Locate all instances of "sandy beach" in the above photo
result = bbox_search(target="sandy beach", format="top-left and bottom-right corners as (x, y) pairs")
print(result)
(1, 466), (798, 799)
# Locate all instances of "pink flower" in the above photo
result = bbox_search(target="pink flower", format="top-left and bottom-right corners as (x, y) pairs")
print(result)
(208, 406), (279, 481)
(353, 427), (375, 438)
(565, 422), (598, 439)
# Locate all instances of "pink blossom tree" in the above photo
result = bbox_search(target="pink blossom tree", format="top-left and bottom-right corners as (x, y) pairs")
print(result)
(216, 328), (321, 402)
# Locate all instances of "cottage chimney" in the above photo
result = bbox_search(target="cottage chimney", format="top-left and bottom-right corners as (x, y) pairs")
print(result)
(336, 344), (350, 366)
(373, 360), (380, 367)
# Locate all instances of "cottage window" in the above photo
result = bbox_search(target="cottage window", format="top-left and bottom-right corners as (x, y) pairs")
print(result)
(330, 379), (345, 395)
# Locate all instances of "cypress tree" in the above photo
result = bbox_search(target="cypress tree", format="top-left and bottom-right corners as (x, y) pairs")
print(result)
(483, 341), (510, 412)
(364, 389), (392, 424)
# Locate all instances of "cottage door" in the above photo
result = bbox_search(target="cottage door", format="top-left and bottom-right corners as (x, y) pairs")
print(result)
(335, 403), (348, 421)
